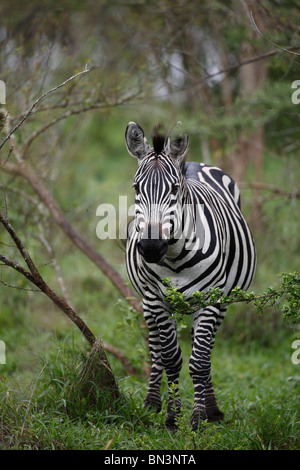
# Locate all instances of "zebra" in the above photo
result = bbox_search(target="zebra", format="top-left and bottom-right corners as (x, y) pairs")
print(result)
(125, 121), (256, 431)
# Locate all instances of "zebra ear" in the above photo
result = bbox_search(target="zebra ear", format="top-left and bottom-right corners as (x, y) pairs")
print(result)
(165, 122), (189, 164)
(125, 122), (151, 160)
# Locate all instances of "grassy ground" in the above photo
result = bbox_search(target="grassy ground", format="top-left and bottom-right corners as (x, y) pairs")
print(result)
(1, 344), (299, 450)
(0, 291), (299, 450)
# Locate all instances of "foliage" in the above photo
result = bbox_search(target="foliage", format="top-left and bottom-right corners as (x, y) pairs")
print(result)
(164, 272), (300, 325)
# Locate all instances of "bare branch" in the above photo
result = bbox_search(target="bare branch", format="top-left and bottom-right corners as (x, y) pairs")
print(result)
(249, 11), (300, 57)
(0, 253), (36, 284)
(0, 211), (137, 376)
(22, 94), (137, 157)
(0, 67), (90, 151)
(0, 208), (96, 346)
(0, 184), (40, 207)
(36, 217), (74, 308)
(161, 45), (300, 98)
(0, 278), (40, 292)
(0, 210), (42, 280)
(239, 182), (300, 199)
(102, 342), (136, 376)
(202, 46), (300, 82)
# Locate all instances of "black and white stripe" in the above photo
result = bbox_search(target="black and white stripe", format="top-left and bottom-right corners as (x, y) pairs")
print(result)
(125, 122), (256, 430)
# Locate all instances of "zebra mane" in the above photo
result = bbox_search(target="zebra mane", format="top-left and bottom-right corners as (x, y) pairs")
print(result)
(151, 123), (167, 155)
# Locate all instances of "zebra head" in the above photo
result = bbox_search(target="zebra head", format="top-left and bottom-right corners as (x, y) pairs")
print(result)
(125, 121), (189, 263)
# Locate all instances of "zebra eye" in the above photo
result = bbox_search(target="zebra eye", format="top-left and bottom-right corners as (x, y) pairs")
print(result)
(171, 184), (179, 196)
(133, 182), (140, 195)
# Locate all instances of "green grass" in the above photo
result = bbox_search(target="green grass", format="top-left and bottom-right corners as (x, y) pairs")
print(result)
(0, 318), (299, 450)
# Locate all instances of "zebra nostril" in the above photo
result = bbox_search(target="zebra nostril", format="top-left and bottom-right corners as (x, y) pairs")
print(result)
(158, 240), (168, 257)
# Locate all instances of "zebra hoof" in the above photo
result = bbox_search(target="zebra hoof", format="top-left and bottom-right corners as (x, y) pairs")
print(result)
(143, 397), (162, 414)
(165, 400), (181, 431)
(191, 406), (207, 432)
(165, 410), (180, 431)
(206, 406), (224, 422)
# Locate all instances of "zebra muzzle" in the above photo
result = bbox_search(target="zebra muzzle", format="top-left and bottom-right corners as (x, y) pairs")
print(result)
(137, 236), (168, 263)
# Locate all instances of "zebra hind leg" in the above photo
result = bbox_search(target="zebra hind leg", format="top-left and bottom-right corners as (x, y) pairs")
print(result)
(205, 375), (224, 422)
(190, 323), (224, 422)
(205, 306), (226, 422)
(190, 325), (220, 423)
(189, 307), (223, 431)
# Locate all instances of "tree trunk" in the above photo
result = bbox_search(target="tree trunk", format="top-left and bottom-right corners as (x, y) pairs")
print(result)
(231, 1), (268, 232)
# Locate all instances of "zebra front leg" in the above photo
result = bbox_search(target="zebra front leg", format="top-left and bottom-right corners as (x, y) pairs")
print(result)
(189, 309), (216, 431)
(143, 307), (163, 413)
(157, 312), (183, 429)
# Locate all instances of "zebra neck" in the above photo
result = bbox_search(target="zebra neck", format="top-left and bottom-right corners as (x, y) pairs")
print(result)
(165, 182), (208, 261)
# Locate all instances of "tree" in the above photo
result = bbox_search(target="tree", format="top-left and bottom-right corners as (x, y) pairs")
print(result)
(0, 205), (121, 400)
(0, 64), (142, 385)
